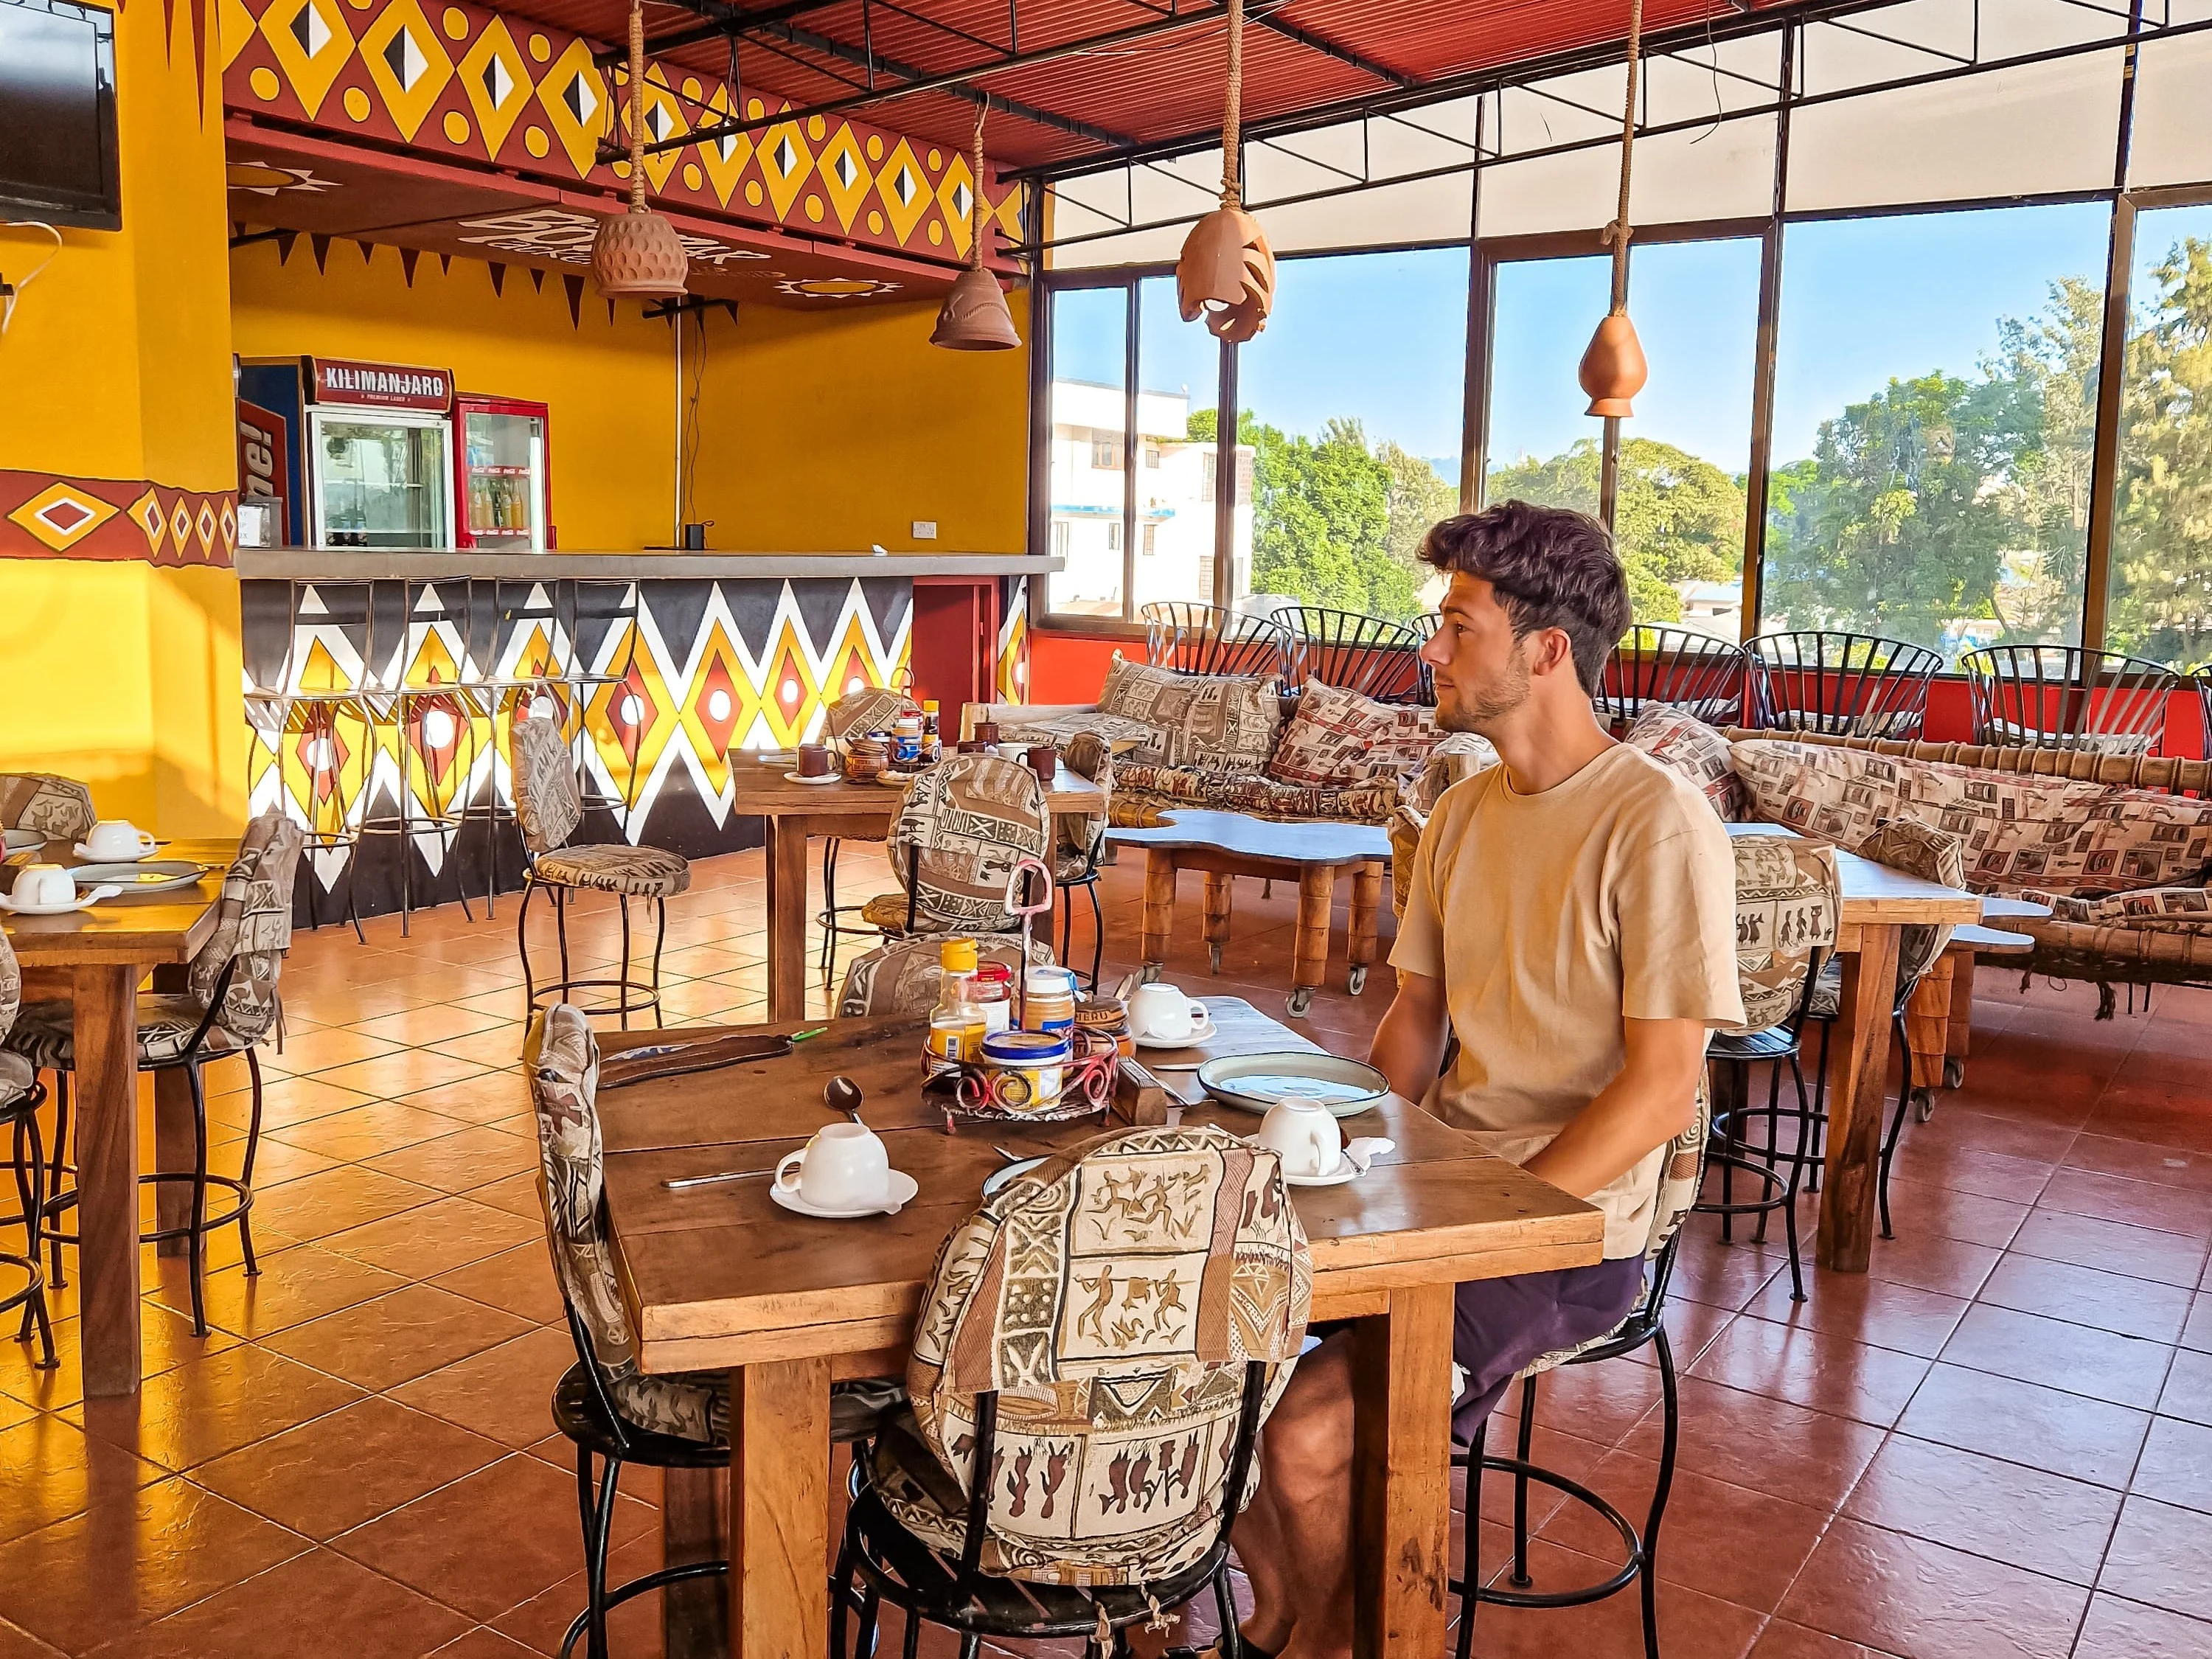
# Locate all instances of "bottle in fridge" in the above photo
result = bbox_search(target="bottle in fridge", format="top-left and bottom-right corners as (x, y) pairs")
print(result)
(455, 394), (552, 550)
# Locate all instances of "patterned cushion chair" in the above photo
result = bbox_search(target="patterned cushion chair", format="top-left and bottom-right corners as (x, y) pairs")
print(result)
(0, 773), (97, 846)
(858, 753), (1051, 938)
(10, 811), (304, 1335)
(0, 926), (56, 1369)
(1449, 1085), (1711, 1659)
(841, 1121), (1309, 1653)
(510, 709), (691, 1026)
(525, 1004), (900, 1655)
(814, 684), (924, 982)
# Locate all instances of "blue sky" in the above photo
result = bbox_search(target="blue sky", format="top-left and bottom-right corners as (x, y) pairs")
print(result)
(1057, 199), (2123, 480)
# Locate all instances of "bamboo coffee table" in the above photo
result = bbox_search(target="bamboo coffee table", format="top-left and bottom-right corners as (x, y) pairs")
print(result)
(1108, 810), (1391, 1017)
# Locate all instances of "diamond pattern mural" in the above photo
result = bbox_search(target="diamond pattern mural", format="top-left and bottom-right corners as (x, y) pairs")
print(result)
(1, 470), (237, 566)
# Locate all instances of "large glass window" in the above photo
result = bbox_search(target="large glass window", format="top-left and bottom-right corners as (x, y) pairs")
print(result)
(1132, 275), (1223, 619)
(2104, 203), (2212, 671)
(1760, 202), (2112, 663)
(1485, 254), (1610, 521)
(1229, 248), (1469, 622)
(1046, 287), (1129, 619)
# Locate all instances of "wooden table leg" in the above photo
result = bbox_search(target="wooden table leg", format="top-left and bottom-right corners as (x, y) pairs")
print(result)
(73, 964), (145, 1397)
(1350, 1282), (1454, 1659)
(1290, 866), (1335, 1017)
(1348, 860), (1382, 995)
(1817, 927), (1902, 1274)
(152, 1068), (198, 1257)
(764, 818), (810, 1022)
(1141, 849), (1177, 974)
(729, 1356), (831, 1658)
(1202, 871), (1234, 974)
(1905, 953), (1954, 1094)
(663, 1466), (729, 1659)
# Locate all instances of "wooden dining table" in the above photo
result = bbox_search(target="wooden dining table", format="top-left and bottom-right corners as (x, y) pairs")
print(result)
(733, 756), (1109, 1020)
(1, 838), (234, 1397)
(596, 999), (1604, 1659)
(1723, 824), (1987, 1273)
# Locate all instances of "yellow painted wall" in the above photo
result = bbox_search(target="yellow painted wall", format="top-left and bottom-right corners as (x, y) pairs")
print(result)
(228, 240), (682, 549)
(0, 0), (243, 835)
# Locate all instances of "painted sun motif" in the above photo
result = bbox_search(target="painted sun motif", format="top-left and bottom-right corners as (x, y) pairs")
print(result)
(772, 276), (900, 299)
(227, 161), (339, 195)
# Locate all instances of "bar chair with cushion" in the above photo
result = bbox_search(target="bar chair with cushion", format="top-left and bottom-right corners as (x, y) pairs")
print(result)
(1450, 1086), (1711, 1659)
(858, 754), (1051, 942)
(1961, 644), (2182, 757)
(1747, 632), (1942, 740)
(1280, 606), (1423, 703)
(1140, 601), (1295, 681)
(525, 1004), (900, 1658)
(838, 1120), (1311, 1658)
(1598, 626), (1749, 731)
(817, 684), (922, 982)
(0, 774), (97, 847)
(0, 928), (57, 1371)
(13, 812), (305, 1335)
(511, 706), (691, 1027)
(1050, 731), (1113, 990)
(1690, 835), (1842, 1304)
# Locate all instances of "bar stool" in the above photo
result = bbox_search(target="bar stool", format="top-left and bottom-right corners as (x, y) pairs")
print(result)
(560, 580), (647, 826)
(459, 577), (571, 916)
(358, 580), (482, 934)
(0, 930), (57, 1371)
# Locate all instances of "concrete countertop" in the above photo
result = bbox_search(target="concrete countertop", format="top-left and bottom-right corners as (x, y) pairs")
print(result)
(235, 549), (1062, 580)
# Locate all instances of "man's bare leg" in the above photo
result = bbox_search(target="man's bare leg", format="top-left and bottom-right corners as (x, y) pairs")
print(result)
(1234, 1335), (1357, 1659)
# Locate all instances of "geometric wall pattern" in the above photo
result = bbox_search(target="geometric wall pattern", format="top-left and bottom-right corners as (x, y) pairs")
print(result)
(222, 0), (1023, 268)
(1, 470), (239, 567)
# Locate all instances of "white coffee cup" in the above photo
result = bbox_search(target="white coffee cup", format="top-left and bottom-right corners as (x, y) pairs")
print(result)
(1255, 1098), (1344, 1180)
(1128, 983), (1206, 1042)
(775, 1121), (892, 1211)
(84, 820), (156, 860)
(12, 863), (77, 908)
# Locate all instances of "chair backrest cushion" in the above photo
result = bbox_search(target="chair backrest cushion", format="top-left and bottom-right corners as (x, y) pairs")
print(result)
(0, 925), (18, 1045)
(889, 754), (1051, 933)
(1265, 679), (1436, 789)
(1725, 834), (1841, 1035)
(0, 773), (97, 844)
(1625, 707), (1747, 821)
(838, 933), (1052, 1018)
(904, 1121), (1311, 1585)
(187, 811), (305, 1046)
(824, 685), (916, 742)
(1096, 653), (1282, 772)
(1856, 815), (1969, 991)
(512, 710), (582, 855)
(1054, 731), (1114, 866)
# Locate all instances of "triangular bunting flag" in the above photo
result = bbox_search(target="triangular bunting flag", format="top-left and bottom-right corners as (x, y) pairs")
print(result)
(439, 254), (452, 275)
(563, 273), (585, 329)
(310, 233), (331, 274)
(488, 262), (506, 297)
(529, 268), (546, 294)
(191, 0), (210, 122)
(605, 299), (616, 326)
(400, 248), (420, 287)
(275, 230), (298, 265)
(355, 240), (375, 265)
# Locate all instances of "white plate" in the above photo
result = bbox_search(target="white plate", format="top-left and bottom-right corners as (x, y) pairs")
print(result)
(783, 771), (844, 786)
(71, 860), (208, 893)
(72, 840), (166, 863)
(878, 771), (922, 787)
(1279, 1138), (1397, 1187)
(1199, 1052), (1389, 1118)
(1133, 1016), (1219, 1051)
(2, 829), (43, 855)
(0, 883), (122, 916)
(770, 1169), (918, 1218)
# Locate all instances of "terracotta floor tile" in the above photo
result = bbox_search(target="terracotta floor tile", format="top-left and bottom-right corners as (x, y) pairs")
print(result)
(2085, 1083), (2212, 1159)
(259, 1284), (535, 1391)
(1900, 1105), (2079, 1169)
(163, 1242), (408, 1340)
(1858, 1231), (2002, 1299)
(459, 1169), (543, 1220)
(428, 1631), (543, 1658)
(232, 1135), (341, 1190)
(265, 1101), (478, 1164)
(1897, 1144), (2055, 1205)
(428, 1243), (565, 1324)
(1457, 1416), (1612, 1532)
(1666, 1236), (1790, 1312)
(350, 1004), (513, 1046)
(313, 1049), (497, 1100)
(1842, 1433), (2122, 1586)
(1456, 1533), (1767, 1659)
(1938, 1304), (2173, 1409)
(2129, 1415), (2212, 1515)
(2188, 1295), (2212, 1353)
(330, 1453), (653, 1623)
(2009, 1208), (2211, 1290)
(2099, 1495), (2212, 1621)
(0, 1415), (166, 1548)
(1511, 1350), (1666, 1447)
(0, 1618), (64, 1659)
(191, 1394), (507, 1541)
(1776, 1516), (2089, 1659)
(2063, 1133), (2212, 1198)
(1871, 1177), (2028, 1251)
(1745, 1620), (1903, 1658)
(1686, 1313), (1932, 1427)
(361, 1124), (538, 1194)
(2071, 1593), (2212, 1658)
(257, 1026), (408, 1078)
(2157, 1346), (2212, 1426)
(0, 1302), (236, 1415)
(386, 1326), (579, 1448)
(68, 1344), (363, 1474)
(487, 1531), (667, 1656)
(80, 1545), (472, 1659)
(201, 1074), (376, 1132)
(389, 1071), (532, 1126)
(425, 1027), (531, 1068)
(1896, 1363), (2151, 1489)
(1977, 1253), (2195, 1344)
(2037, 1168), (2212, 1238)
(319, 1195), (541, 1279)
(245, 1166), (442, 1245)
(0, 1477), (309, 1654)
(1739, 1270), (1969, 1360)
(1616, 1377), (1884, 1508)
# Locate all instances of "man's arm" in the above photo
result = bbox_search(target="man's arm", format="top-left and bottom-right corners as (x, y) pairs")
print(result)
(1520, 1016), (1705, 1202)
(1369, 970), (1450, 1104)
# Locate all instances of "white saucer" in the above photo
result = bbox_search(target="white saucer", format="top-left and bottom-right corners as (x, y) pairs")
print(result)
(770, 1169), (918, 1218)
(1133, 1016), (1218, 1051)
(1280, 1137), (1397, 1188)
(72, 841), (165, 863)
(2, 829), (43, 855)
(783, 771), (844, 786)
(0, 883), (122, 916)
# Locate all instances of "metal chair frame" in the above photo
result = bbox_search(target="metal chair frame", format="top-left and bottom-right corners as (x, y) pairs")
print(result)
(1139, 602), (1295, 681)
(1961, 644), (2182, 754)
(515, 861), (671, 1031)
(1747, 632), (1942, 740)
(1413, 611), (1441, 706)
(1598, 626), (1750, 730)
(1281, 606), (1424, 702)
(3, 1080), (58, 1370)
(560, 580), (648, 824)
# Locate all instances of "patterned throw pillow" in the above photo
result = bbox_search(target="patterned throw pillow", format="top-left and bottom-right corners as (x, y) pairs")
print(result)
(1855, 815), (1969, 990)
(1266, 681), (1436, 788)
(1413, 733), (1499, 810)
(1095, 654), (1282, 772)
(1624, 706), (1746, 820)
(1724, 835), (1840, 1035)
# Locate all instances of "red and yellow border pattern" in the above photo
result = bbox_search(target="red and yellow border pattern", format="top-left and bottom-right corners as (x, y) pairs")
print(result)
(1, 470), (237, 567)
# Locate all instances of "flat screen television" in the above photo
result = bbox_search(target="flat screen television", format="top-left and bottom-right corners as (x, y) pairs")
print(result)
(0, 0), (121, 230)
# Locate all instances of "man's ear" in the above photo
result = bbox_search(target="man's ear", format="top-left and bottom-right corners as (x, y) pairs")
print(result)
(1528, 626), (1576, 680)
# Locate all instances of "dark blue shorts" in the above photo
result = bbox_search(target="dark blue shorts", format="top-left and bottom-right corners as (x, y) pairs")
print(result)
(1448, 1253), (1647, 1441)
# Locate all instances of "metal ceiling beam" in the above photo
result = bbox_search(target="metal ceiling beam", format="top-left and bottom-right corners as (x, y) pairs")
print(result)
(1251, 11), (1418, 89)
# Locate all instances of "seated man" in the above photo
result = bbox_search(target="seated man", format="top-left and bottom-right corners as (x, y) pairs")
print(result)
(1231, 501), (1742, 1659)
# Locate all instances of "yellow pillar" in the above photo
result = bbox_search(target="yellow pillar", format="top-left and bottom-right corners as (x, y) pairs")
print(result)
(0, 0), (244, 836)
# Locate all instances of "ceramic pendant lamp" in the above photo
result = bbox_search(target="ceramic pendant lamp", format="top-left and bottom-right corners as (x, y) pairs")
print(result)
(931, 102), (1020, 350)
(590, 0), (689, 299)
(1176, 0), (1274, 343)
(1577, 0), (1649, 417)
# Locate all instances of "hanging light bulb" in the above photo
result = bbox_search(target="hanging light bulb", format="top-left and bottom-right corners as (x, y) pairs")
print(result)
(931, 102), (1021, 350)
(1578, 0), (1649, 417)
(1176, 0), (1273, 343)
(590, 0), (688, 300)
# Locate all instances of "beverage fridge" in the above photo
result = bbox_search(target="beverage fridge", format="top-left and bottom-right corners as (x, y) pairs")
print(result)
(455, 394), (552, 551)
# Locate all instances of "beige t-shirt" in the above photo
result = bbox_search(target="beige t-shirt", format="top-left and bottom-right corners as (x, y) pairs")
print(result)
(1391, 743), (1743, 1257)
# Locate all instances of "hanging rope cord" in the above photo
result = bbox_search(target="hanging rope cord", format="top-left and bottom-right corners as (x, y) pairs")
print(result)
(1604, 0), (1644, 312)
(1220, 0), (1244, 207)
(625, 0), (650, 212)
(970, 102), (988, 268)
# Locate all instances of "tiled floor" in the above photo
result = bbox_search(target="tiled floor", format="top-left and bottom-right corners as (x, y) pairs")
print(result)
(1, 844), (2210, 1658)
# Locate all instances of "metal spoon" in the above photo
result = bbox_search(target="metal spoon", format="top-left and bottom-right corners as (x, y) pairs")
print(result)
(824, 1076), (865, 1125)
(663, 1167), (775, 1191)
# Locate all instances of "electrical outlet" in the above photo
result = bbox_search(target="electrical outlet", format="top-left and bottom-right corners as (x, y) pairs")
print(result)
(911, 520), (938, 540)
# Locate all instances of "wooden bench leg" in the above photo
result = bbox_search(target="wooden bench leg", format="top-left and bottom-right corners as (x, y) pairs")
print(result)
(1141, 849), (1178, 979)
(1202, 872), (1234, 974)
(1290, 866), (1335, 1018)
(1348, 860), (1382, 995)
(1944, 956), (1976, 1090)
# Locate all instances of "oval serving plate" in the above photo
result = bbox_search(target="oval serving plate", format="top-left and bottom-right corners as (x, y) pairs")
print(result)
(981, 1155), (1047, 1198)
(70, 860), (208, 894)
(1197, 1051), (1389, 1118)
